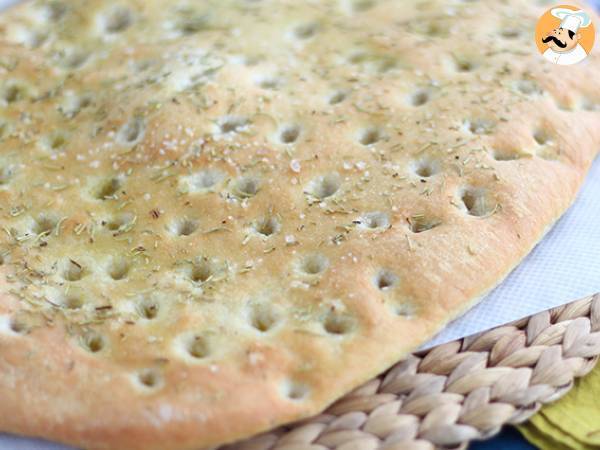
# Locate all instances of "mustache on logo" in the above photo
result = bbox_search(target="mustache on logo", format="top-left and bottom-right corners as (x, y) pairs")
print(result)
(542, 35), (567, 48)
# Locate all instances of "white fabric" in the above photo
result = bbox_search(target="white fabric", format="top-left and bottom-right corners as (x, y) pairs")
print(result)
(0, 0), (599, 447)
(543, 44), (589, 65)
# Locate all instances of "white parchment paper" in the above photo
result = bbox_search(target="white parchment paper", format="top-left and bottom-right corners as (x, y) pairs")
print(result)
(0, 0), (599, 447)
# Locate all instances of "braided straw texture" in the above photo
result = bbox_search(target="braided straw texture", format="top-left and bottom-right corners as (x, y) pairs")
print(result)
(223, 294), (600, 450)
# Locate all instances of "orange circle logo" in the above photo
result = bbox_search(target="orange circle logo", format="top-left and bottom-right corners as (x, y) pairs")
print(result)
(535, 4), (595, 65)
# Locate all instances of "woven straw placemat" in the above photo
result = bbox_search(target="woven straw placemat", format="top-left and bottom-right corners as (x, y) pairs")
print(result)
(223, 293), (600, 450)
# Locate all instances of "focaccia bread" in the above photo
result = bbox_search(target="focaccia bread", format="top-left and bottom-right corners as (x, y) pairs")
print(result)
(0, 1), (599, 449)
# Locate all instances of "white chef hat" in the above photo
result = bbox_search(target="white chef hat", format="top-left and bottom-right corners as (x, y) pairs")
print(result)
(551, 8), (592, 33)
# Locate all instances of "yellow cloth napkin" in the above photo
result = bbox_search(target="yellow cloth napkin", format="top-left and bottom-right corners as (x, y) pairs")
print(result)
(517, 363), (600, 449)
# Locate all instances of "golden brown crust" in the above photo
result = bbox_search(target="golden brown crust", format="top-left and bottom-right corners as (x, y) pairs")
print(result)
(0, 1), (599, 449)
